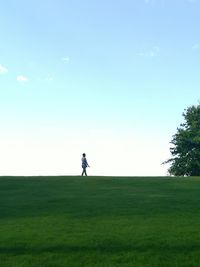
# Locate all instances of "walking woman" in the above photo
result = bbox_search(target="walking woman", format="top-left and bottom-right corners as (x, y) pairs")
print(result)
(81, 153), (90, 176)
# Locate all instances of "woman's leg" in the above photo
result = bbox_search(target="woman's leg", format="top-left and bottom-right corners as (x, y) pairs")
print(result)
(82, 168), (87, 176)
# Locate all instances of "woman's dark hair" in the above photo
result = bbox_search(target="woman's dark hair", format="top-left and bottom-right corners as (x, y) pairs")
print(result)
(82, 153), (86, 157)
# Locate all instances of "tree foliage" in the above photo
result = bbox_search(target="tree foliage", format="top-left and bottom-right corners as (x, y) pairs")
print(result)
(164, 104), (200, 176)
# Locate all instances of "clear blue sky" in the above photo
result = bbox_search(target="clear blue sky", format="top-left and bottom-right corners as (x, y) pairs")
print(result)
(0, 0), (199, 176)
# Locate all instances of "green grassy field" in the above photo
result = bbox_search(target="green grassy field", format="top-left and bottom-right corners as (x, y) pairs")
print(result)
(1, 176), (200, 267)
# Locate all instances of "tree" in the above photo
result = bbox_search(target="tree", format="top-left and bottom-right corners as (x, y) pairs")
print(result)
(164, 104), (200, 176)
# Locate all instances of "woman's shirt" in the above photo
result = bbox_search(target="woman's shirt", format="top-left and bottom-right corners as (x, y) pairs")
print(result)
(82, 157), (88, 168)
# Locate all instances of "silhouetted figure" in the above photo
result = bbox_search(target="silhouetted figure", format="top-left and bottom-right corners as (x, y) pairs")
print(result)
(81, 153), (90, 176)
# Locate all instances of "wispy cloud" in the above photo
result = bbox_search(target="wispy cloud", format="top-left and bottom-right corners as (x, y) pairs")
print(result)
(192, 43), (199, 50)
(144, 0), (194, 5)
(137, 46), (160, 58)
(144, 0), (159, 4)
(16, 75), (28, 83)
(144, 0), (167, 5)
(45, 76), (54, 82)
(0, 64), (8, 74)
(61, 57), (70, 63)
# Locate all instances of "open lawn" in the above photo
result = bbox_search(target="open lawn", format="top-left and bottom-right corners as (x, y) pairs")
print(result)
(1, 176), (200, 267)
